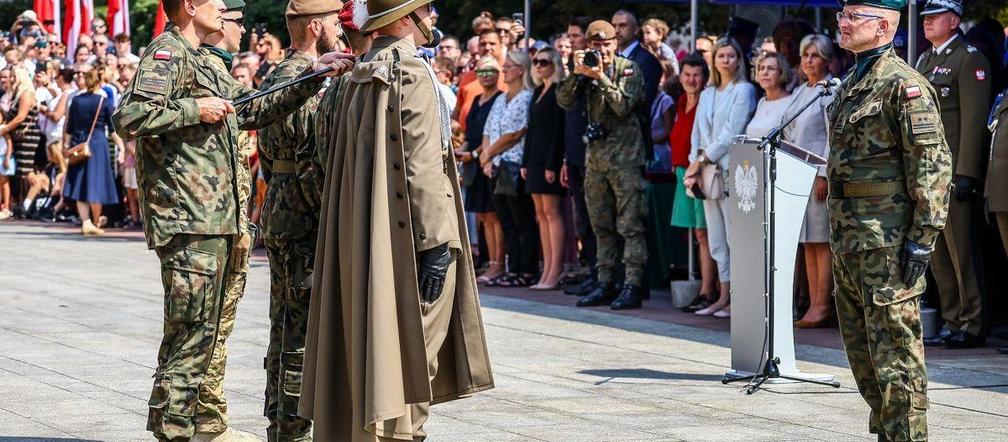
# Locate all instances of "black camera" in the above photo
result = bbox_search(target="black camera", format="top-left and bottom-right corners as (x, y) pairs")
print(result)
(582, 122), (609, 144)
(582, 50), (601, 68)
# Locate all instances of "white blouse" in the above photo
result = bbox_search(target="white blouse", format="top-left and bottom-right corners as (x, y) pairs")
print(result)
(484, 90), (532, 166)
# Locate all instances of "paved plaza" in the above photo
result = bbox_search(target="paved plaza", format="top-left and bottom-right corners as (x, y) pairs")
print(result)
(1, 221), (1007, 441)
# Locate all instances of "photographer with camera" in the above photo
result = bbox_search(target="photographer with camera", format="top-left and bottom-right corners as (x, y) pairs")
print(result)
(557, 20), (648, 310)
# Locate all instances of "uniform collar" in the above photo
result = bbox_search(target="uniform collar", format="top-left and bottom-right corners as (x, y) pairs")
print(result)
(370, 35), (419, 57)
(201, 44), (234, 70)
(932, 34), (959, 55)
(168, 25), (196, 51)
(844, 45), (896, 95)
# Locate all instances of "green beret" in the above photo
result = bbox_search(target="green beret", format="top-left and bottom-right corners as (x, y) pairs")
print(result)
(223, 0), (246, 12)
(840, 0), (906, 10)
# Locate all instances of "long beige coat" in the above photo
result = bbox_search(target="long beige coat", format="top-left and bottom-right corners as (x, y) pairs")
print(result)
(299, 36), (494, 441)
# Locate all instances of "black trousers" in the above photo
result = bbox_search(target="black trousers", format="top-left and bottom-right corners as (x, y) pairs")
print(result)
(492, 182), (539, 275)
(567, 164), (597, 277)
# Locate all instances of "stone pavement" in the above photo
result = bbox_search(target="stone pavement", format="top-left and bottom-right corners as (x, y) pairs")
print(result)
(1, 221), (1007, 441)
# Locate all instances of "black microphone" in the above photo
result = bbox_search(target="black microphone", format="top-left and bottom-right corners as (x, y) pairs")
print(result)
(817, 78), (841, 96)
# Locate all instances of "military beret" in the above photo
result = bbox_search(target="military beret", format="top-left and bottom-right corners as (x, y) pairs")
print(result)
(286, 0), (344, 18)
(222, 0), (245, 12)
(921, 0), (963, 16)
(586, 20), (616, 42)
(839, 0), (907, 10)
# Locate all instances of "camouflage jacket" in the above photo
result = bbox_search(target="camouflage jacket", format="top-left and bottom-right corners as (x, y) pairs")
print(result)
(826, 47), (952, 254)
(257, 51), (326, 241)
(557, 56), (645, 172)
(112, 26), (323, 249)
(204, 52), (253, 221)
(303, 73), (351, 210)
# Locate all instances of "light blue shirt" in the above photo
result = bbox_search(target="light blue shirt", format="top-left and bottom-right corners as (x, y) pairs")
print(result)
(690, 81), (757, 169)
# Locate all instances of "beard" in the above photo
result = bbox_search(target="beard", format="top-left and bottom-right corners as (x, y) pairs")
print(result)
(316, 27), (338, 55)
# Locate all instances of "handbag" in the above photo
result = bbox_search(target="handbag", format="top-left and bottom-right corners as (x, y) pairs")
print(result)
(494, 161), (521, 197)
(65, 96), (104, 168)
(685, 160), (726, 200)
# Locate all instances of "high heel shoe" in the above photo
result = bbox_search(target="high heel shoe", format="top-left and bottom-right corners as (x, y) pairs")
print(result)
(81, 220), (105, 236)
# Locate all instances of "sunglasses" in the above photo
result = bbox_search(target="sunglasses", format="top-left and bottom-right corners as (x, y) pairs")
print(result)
(496, 27), (510, 33)
(224, 17), (245, 27)
(532, 59), (552, 67)
(476, 69), (499, 77)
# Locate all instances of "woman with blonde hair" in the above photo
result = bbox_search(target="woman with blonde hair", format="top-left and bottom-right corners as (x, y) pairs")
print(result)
(0, 66), (42, 216)
(61, 67), (123, 235)
(686, 37), (757, 318)
(479, 50), (537, 286)
(522, 47), (567, 290)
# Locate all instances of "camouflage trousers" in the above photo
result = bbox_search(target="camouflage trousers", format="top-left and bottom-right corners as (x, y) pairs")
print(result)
(149, 233), (235, 441)
(264, 239), (314, 441)
(834, 245), (928, 441)
(196, 232), (252, 433)
(584, 166), (648, 286)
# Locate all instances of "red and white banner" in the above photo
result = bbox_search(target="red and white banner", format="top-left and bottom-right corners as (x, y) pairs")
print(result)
(62, 0), (93, 60)
(107, 0), (130, 37)
(153, 0), (168, 38)
(32, 0), (61, 38)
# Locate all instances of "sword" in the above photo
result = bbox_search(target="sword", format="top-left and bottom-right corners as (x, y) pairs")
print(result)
(231, 66), (334, 107)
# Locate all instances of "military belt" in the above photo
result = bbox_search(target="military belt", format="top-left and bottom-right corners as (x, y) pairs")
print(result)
(830, 180), (905, 198)
(272, 160), (296, 174)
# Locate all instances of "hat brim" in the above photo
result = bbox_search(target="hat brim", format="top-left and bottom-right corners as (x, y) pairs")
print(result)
(361, 0), (432, 33)
(920, 7), (957, 16)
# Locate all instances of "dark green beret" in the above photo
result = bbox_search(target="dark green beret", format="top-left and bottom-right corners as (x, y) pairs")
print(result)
(223, 0), (246, 12)
(840, 0), (907, 10)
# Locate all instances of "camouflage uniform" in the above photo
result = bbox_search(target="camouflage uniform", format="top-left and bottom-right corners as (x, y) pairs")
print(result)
(556, 56), (648, 286)
(257, 50), (325, 441)
(112, 26), (324, 441)
(826, 46), (952, 441)
(194, 49), (257, 435)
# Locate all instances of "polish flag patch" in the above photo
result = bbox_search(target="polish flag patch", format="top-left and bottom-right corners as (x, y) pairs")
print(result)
(154, 50), (172, 61)
(976, 69), (987, 81)
(623, 68), (635, 77)
(905, 85), (922, 99)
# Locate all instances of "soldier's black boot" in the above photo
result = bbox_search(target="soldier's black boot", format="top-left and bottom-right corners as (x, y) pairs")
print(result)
(610, 284), (644, 310)
(576, 280), (619, 307)
(565, 277), (597, 296)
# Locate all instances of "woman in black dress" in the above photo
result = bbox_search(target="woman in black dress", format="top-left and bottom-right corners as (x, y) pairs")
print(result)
(522, 47), (566, 290)
(454, 56), (506, 283)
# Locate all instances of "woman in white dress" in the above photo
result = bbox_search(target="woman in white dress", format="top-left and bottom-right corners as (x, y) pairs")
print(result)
(687, 37), (758, 318)
(782, 34), (835, 328)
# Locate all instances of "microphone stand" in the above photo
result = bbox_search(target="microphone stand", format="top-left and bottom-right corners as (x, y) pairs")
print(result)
(722, 81), (842, 394)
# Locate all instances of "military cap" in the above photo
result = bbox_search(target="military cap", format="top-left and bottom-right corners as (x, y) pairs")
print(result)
(920, 0), (963, 16)
(362, 0), (432, 32)
(223, 0), (245, 12)
(286, 0), (344, 18)
(839, 0), (907, 10)
(586, 20), (617, 42)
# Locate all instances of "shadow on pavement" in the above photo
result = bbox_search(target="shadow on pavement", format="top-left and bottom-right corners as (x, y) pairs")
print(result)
(580, 368), (724, 383)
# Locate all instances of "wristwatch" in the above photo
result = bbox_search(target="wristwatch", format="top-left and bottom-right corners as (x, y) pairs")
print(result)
(471, 150), (480, 160)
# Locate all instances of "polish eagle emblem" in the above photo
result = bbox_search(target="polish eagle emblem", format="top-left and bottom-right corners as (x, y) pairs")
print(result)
(735, 161), (759, 214)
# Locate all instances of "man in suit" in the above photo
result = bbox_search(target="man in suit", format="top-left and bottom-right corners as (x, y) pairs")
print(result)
(915, 0), (991, 349)
(612, 9), (661, 109)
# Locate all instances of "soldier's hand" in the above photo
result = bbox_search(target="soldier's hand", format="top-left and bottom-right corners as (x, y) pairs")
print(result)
(572, 50), (603, 80)
(953, 175), (977, 201)
(195, 97), (234, 124)
(417, 243), (455, 303)
(814, 177), (828, 202)
(560, 164), (569, 188)
(315, 51), (357, 77)
(900, 240), (931, 287)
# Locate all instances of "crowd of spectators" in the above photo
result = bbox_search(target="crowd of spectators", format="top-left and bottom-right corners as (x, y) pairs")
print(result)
(3, 6), (1008, 337)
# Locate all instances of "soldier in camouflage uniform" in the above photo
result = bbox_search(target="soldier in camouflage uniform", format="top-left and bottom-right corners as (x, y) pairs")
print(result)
(556, 20), (649, 311)
(191, 1), (258, 439)
(257, 0), (344, 440)
(828, 1), (952, 440)
(112, 0), (354, 439)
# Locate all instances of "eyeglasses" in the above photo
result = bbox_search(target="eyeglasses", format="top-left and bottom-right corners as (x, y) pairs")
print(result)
(532, 59), (552, 67)
(496, 27), (510, 33)
(224, 18), (245, 27)
(476, 69), (499, 77)
(836, 11), (884, 24)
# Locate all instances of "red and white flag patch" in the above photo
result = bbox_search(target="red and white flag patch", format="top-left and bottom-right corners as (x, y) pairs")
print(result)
(154, 50), (172, 61)
(976, 69), (987, 81)
(905, 85), (922, 99)
(623, 68), (635, 77)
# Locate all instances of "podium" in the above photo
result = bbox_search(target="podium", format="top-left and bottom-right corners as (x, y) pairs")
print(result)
(723, 137), (834, 384)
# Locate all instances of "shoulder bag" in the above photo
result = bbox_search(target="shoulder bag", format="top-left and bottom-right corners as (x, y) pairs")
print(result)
(684, 157), (726, 201)
(65, 96), (104, 168)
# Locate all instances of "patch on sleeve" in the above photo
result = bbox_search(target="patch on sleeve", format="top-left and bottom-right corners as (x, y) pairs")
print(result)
(623, 67), (635, 77)
(136, 70), (169, 96)
(905, 85), (922, 99)
(976, 69), (987, 81)
(154, 50), (172, 61)
(910, 112), (938, 136)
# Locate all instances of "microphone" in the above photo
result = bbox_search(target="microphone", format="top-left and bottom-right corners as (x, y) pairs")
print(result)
(817, 78), (841, 96)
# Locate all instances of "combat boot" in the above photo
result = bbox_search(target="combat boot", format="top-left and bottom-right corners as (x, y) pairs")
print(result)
(564, 277), (597, 296)
(191, 427), (263, 442)
(610, 284), (644, 310)
(576, 280), (619, 307)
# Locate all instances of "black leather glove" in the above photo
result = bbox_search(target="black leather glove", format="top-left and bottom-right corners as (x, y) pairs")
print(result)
(900, 240), (931, 287)
(953, 175), (977, 201)
(417, 243), (455, 303)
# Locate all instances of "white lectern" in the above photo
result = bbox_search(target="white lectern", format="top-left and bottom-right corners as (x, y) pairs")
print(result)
(722, 137), (838, 390)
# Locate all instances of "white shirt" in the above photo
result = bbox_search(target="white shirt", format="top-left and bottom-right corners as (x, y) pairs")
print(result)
(932, 34), (958, 55)
(620, 41), (641, 59)
(484, 90), (532, 166)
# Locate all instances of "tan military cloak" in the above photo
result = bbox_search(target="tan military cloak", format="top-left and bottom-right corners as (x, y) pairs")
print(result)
(299, 36), (493, 440)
